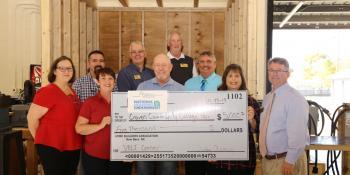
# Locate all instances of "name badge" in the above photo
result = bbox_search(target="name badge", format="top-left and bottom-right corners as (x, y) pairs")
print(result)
(180, 63), (189, 68)
(133, 74), (141, 80)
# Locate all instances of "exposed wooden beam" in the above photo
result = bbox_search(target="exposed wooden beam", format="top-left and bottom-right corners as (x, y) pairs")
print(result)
(41, 0), (52, 86)
(84, 0), (97, 9)
(227, 0), (233, 8)
(194, 0), (199, 7)
(119, 0), (128, 7)
(156, 0), (163, 7)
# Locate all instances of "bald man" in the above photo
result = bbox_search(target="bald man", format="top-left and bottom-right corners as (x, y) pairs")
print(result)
(137, 53), (184, 91)
(136, 53), (184, 175)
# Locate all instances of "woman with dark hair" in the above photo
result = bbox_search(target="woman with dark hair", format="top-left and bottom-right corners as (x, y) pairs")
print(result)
(27, 56), (82, 175)
(75, 67), (132, 175)
(207, 64), (261, 175)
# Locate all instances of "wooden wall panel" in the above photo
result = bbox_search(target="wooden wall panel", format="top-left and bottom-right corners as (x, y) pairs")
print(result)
(214, 12), (225, 76)
(42, 0), (98, 83)
(41, 0), (52, 86)
(167, 12), (190, 55)
(191, 12), (212, 59)
(71, 0), (80, 75)
(92, 10), (98, 50)
(86, 7), (93, 55)
(79, 2), (87, 76)
(233, 1), (239, 65)
(121, 12), (142, 69)
(240, 0), (248, 76)
(63, 0), (71, 57)
(144, 12), (166, 67)
(247, 0), (258, 97)
(99, 10), (226, 77)
(99, 11), (119, 71)
(224, 0), (267, 99)
(53, 0), (62, 60)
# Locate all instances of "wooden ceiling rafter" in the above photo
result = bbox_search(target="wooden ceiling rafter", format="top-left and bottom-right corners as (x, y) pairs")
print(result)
(227, 0), (233, 8)
(194, 0), (199, 7)
(83, 0), (97, 9)
(156, 0), (163, 7)
(119, 0), (128, 7)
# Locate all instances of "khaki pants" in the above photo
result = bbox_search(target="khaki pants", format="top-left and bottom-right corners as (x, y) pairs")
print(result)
(262, 152), (307, 175)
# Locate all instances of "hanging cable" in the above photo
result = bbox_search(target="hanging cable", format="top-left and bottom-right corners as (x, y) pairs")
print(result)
(307, 100), (330, 175)
(323, 103), (350, 175)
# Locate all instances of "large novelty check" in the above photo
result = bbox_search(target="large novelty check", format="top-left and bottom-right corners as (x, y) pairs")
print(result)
(111, 91), (248, 161)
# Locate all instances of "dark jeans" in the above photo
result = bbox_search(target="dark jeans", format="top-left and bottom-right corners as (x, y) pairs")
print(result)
(185, 161), (207, 175)
(36, 144), (80, 175)
(207, 163), (255, 175)
(82, 151), (132, 175)
(137, 161), (177, 175)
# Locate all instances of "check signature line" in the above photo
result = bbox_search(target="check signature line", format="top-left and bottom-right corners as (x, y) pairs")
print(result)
(129, 119), (215, 122)
(187, 151), (245, 152)
(121, 151), (174, 153)
(114, 131), (222, 133)
(222, 119), (243, 121)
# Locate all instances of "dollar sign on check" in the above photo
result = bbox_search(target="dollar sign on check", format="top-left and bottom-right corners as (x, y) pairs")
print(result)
(217, 114), (222, 120)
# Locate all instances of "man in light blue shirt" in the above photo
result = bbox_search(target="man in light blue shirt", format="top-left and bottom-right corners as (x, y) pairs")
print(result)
(184, 51), (221, 91)
(183, 51), (221, 175)
(259, 57), (309, 175)
(137, 53), (183, 175)
(137, 53), (184, 91)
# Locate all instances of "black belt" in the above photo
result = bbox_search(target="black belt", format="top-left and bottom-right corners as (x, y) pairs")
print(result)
(265, 152), (287, 160)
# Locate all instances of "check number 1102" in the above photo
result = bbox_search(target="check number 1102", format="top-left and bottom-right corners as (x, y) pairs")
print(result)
(227, 93), (243, 100)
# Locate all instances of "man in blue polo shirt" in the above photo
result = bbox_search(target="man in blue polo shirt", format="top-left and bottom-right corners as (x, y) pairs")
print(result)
(117, 41), (155, 92)
(137, 53), (183, 175)
(184, 51), (222, 91)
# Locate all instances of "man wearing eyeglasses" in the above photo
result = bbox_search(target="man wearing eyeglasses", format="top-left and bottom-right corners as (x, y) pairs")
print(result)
(117, 41), (155, 92)
(259, 57), (309, 175)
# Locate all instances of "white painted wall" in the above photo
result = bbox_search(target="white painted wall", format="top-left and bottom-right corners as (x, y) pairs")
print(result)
(0, 0), (41, 96)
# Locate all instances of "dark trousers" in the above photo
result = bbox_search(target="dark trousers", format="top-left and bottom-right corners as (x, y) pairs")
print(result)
(137, 161), (177, 175)
(185, 161), (207, 175)
(36, 144), (80, 175)
(206, 164), (255, 175)
(82, 151), (132, 175)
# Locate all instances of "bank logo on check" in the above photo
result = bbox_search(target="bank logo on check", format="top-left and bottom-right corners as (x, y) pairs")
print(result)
(134, 100), (161, 110)
(128, 91), (167, 113)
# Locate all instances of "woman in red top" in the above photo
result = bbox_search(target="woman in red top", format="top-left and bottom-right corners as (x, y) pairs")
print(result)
(75, 67), (131, 175)
(207, 64), (261, 175)
(27, 56), (82, 175)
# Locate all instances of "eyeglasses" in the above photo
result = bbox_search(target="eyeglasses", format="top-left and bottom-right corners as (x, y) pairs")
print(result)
(130, 50), (145, 54)
(268, 69), (288, 74)
(57, 66), (73, 72)
(154, 64), (168, 68)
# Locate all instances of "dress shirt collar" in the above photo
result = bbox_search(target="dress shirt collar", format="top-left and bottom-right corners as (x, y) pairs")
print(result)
(96, 92), (110, 104)
(271, 82), (290, 96)
(129, 63), (144, 72)
(199, 72), (217, 81)
(151, 77), (175, 87)
(86, 73), (98, 84)
(167, 52), (185, 60)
